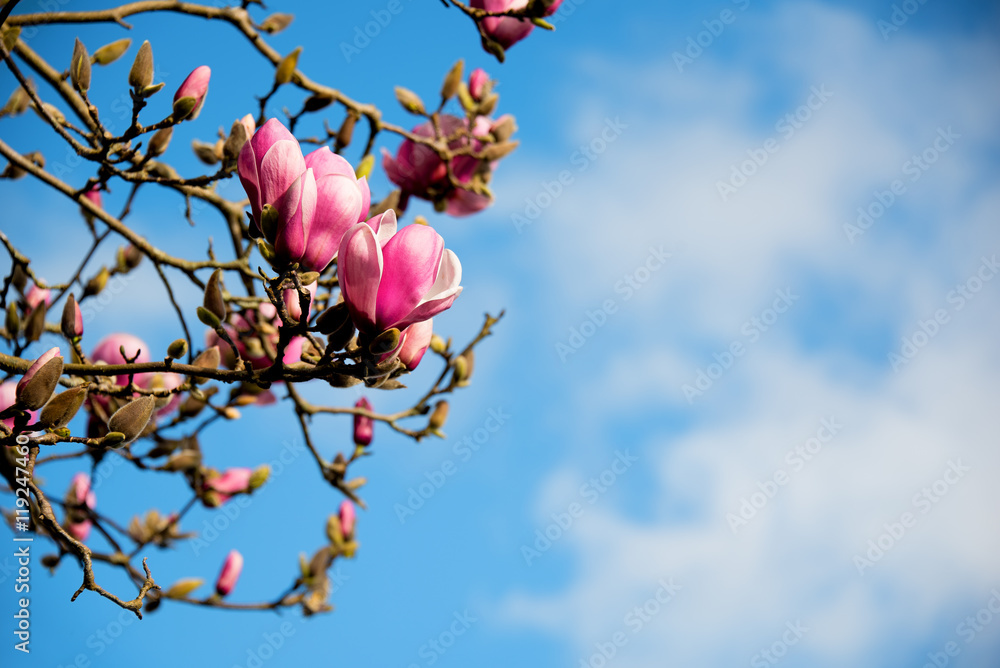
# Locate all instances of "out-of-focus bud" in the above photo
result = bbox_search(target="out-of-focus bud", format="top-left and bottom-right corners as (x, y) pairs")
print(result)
(16, 347), (63, 410)
(274, 47), (301, 85)
(480, 140), (519, 161)
(491, 114), (517, 143)
(107, 395), (156, 444)
(260, 12), (294, 34)
(172, 65), (210, 121)
(70, 38), (91, 94)
(61, 294), (83, 340)
(214, 550), (243, 597)
(196, 306), (221, 329)
(428, 400), (449, 432)
(394, 86), (426, 115)
(120, 244), (142, 271)
(5, 302), (19, 335)
(367, 328), (400, 355)
(38, 386), (88, 429)
(23, 301), (45, 342)
(191, 140), (219, 165)
(468, 67), (489, 101)
(191, 346), (221, 373)
(101, 432), (126, 447)
(429, 334), (446, 355)
(164, 578), (204, 599)
(478, 92), (499, 116)
(353, 396), (373, 446)
(335, 111), (358, 152)
(454, 351), (474, 387)
(92, 38), (131, 66)
(355, 153), (375, 181)
(338, 500), (355, 540)
(82, 266), (109, 299)
(203, 269), (227, 322)
(164, 449), (201, 471)
(248, 464), (270, 491)
(2, 82), (32, 117)
(147, 127), (172, 157)
(167, 339), (188, 359)
(128, 40), (153, 91)
(223, 120), (248, 161)
(441, 59), (464, 102)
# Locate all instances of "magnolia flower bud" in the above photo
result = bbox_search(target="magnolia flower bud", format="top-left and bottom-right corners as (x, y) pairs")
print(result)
(147, 127), (172, 157)
(38, 386), (87, 429)
(167, 339), (188, 359)
(215, 550), (243, 596)
(164, 449), (201, 471)
(394, 86), (426, 115)
(23, 301), (45, 342)
(128, 40), (153, 90)
(107, 395), (156, 444)
(82, 266), (109, 299)
(203, 269), (227, 322)
(5, 303), (19, 335)
(468, 68), (489, 101)
(338, 500), (356, 539)
(353, 397), (373, 446)
(260, 12), (294, 34)
(16, 348), (63, 410)
(274, 47), (301, 86)
(248, 465), (270, 491)
(61, 294), (83, 339)
(172, 65), (210, 121)
(428, 400), (449, 432)
(367, 328), (400, 355)
(92, 38), (131, 66)
(441, 59), (464, 101)
(164, 578), (204, 599)
(70, 38), (91, 93)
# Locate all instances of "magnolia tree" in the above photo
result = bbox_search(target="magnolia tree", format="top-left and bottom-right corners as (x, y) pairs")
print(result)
(0, 0), (561, 622)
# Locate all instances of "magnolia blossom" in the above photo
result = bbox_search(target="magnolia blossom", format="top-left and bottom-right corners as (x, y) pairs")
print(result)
(353, 397), (373, 446)
(382, 115), (493, 216)
(65, 473), (96, 541)
(174, 65), (211, 120)
(205, 306), (306, 371)
(25, 283), (51, 314)
(338, 211), (462, 335)
(90, 334), (183, 417)
(238, 119), (370, 271)
(338, 500), (355, 539)
(0, 381), (18, 429)
(82, 186), (102, 209)
(205, 468), (252, 504)
(468, 68), (489, 101)
(472, 0), (534, 49)
(215, 550), (243, 596)
(282, 281), (317, 323)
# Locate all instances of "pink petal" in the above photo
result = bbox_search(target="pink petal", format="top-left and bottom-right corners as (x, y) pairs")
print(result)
(395, 249), (463, 330)
(337, 223), (383, 333)
(375, 225), (444, 331)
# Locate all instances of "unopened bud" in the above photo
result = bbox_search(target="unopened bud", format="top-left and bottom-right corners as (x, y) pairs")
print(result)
(24, 302), (45, 342)
(394, 86), (426, 115)
(70, 38), (91, 93)
(260, 12), (294, 34)
(440, 59), (464, 102)
(107, 395), (156, 444)
(92, 38), (131, 66)
(164, 578), (204, 599)
(203, 269), (227, 321)
(191, 346), (221, 372)
(164, 449), (201, 471)
(428, 400), (449, 432)
(171, 96), (197, 122)
(248, 465), (270, 490)
(128, 40), (153, 90)
(491, 115), (517, 142)
(315, 302), (349, 335)
(223, 120), (248, 161)
(335, 112), (358, 151)
(167, 339), (188, 359)
(196, 306), (221, 329)
(478, 92), (499, 116)
(17, 351), (63, 410)
(429, 334), (446, 355)
(5, 302), (19, 335)
(38, 386), (88, 429)
(274, 47), (301, 86)
(61, 293), (83, 339)
(355, 153), (374, 180)
(101, 432), (127, 447)
(82, 266), (109, 298)
(147, 127), (172, 157)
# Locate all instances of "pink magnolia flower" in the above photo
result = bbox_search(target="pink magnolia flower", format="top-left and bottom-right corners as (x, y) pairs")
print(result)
(174, 65), (211, 120)
(282, 281), (317, 324)
(338, 500), (355, 539)
(91, 333), (151, 386)
(148, 371), (184, 417)
(381, 115), (493, 217)
(1, 381), (19, 429)
(397, 319), (434, 370)
(16, 347), (62, 407)
(215, 549), (243, 596)
(353, 397), (373, 446)
(205, 467), (252, 504)
(239, 114), (256, 139)
(238, 119), (370, 271)
(205, 307), (306, 371)
(468, 68), (489, 101)
(540, 0), (563, 15)
(338, 211), (462, 335)
(82, 186), (102, 209)
(65, 472), (96, 541)
(472, 0), (534, 49)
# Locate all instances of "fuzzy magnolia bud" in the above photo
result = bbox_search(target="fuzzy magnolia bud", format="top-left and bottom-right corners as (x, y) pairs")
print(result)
(166, 339), (188, 359)
(223, 120), (248, 161)
(6, 302), (19, 335)
(164, 449), (201, 471)
(394, 87), (426, 115)
(61, 294), (83, 339)
(107, 395), (156, 444)
(428, 400), (449, 432)
(335, 112), (358, 152)
(16, 348), (63, 410)
(454, 351), (474, 386)
(260, 12), (294, 34)
(355, 154), (374, 180)
(82, 266), (109, 299)
(215, 550), (243, 596)
(38, 386), (87, 429)
(338, 500), (356, 539)
(164, 578), (204, 599)
(429, 334), (446, 355)
(248, 465), (270, 491)
(441, 59), (464, 102)
(70, 38), (91, 93)
(203, 269), (226, 322)
(23, 301), (45, 342)
(147, 127), (172, 157)
(128, 40), (153, 90)
(92, 38), (131, 66)
(274, 47), (301, 86)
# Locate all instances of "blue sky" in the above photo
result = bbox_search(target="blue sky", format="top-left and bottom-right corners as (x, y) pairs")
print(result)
(3, 0), (1000, 666)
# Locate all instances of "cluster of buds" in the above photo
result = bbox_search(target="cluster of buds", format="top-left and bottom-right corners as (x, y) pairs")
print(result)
(471, 0), (563, 58)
